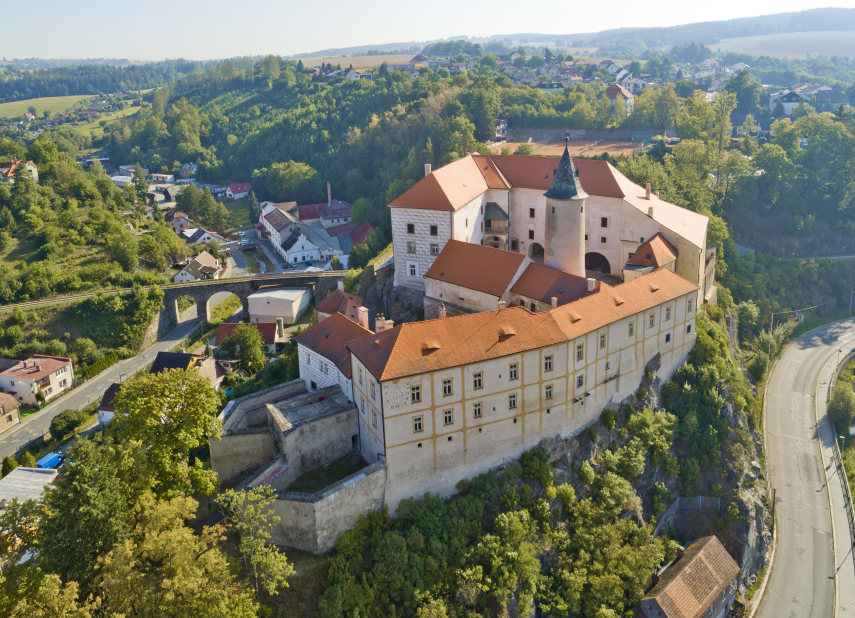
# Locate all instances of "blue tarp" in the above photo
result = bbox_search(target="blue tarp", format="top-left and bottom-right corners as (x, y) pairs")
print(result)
(36, 453), (62, 469)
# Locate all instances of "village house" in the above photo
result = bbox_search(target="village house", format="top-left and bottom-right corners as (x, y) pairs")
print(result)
(769, 90), (803, 115)
(165, 211), (191, 233)
(0, 392), (21, 435)
(228, 183), (252, 199)
(180, 163), (197, 177)
(295, 310), (372, 395)
(316, 281), (364, 323)
(182, 228), (225, 246)
(149, 173), (174, 184)
(602, 84), (635, 114)
(0, 160), (38, 184)
(173, 250), (221, 282)
(0, 355), (74, 407)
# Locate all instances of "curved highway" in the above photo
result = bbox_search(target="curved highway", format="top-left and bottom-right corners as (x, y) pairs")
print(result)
(759, 319), (855, 618)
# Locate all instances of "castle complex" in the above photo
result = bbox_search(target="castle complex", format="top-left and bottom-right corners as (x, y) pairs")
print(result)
(211, 144), (712, 550)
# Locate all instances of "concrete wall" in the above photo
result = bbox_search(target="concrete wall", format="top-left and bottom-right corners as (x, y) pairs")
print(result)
(210, 429), (276, 483)
(273, 462), (387, 553)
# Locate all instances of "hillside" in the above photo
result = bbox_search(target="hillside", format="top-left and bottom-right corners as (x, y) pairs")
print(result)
(716, 31), (855, 59)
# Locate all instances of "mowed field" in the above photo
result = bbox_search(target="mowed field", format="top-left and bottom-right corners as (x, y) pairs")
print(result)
(296, 54), (415, 70)
(715, 31), (855, 59)
(0, 94), (90, 118)
(491, 139), (641, 157)
(71, 105), (142, 137)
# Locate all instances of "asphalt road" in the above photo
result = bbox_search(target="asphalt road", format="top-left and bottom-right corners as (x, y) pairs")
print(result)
(759, 319), (855, 618)
(0, 307), (200, 460)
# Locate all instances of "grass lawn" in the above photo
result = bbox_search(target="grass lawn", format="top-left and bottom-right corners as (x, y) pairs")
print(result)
(0, 94), (91, 118)
(71, 104), (141, 137)
(285, 451), (369, 494)
(243, 250), (262, 274)
(209, 294), (242, 325)
(224, 197), (252, 228)
(255, 247), (276, 272)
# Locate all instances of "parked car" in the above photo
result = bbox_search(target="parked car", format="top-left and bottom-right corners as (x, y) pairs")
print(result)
(306, 260), (313, 266)
(282, 263), (290, 269)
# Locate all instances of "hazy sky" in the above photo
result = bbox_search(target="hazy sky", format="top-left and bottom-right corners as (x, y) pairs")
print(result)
(2, 0), (855, 61)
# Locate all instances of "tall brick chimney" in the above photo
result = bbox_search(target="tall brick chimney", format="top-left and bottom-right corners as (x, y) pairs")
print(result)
(357, 307), (369, 330)
(327, 181), (332, 206)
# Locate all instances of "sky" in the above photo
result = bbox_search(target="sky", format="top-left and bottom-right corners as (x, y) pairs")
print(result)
(2, 0), (855, 61)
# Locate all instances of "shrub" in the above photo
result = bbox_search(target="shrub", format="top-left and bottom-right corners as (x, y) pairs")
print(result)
(49, 408), (89, 440)
(578, 460), (596, 484)
(828, 386), (855, 432)
(455, 478), (472, 493)
(1, 456), (18, 477)
(556, 484), (576, 511)
(600, 408), (617, 430)
(19, 451), (37, 468)
(520, 448), (553, 487)
(651, 481), (670, 515)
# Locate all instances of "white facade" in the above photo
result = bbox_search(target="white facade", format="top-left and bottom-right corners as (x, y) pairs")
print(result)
(0, 359), (74, 407)
(281, 233), (320, 264)
(248, 289), (311, 325)
(297, 343), (352, 397)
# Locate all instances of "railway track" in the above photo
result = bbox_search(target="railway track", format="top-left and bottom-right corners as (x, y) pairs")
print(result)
(0, 271), (340, 311)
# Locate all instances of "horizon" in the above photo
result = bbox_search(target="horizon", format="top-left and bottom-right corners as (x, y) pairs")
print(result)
(3, 1), (855, 62)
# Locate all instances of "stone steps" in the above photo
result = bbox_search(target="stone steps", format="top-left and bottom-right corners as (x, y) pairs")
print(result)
(237, 454), (288, 491)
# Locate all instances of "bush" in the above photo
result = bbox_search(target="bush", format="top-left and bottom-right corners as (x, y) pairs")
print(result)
(829, 385), (855, 432)
(578, 460), (596, 484)
(600, 408), (617, 430)
(19, 451), (37, 468)
(520, 448), (553, 487)
(556, 483), (576, 511)
(49, 408), (89, 440)
(1, 455), (18, 477)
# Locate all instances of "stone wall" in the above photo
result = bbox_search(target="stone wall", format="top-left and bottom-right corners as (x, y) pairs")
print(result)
(138, 309), (161, 353)
(423, 296), (473, 321)
(280, 407), (359, 483)
(273, 462), (387, 553)
(210, 428), (276, 482)
(219, 379), (307, 430)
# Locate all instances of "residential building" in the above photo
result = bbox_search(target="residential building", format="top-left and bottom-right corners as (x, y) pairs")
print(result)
(769, 90), (803, 115)
(173, 250), (221, 282)
(0, 467), (58, 509)
(227, 183), (252, 199)
(731, 62), (750, 71)
(0, 160), (38, 184)
(118, 164), (146, 176)
(700, 58), (720, 68)
(623, 78), (647, 94)
(639, 536), (740, 618)
(0, 355), (74, 406)
(710, 76), (729, 92)
(281, 230), (320, 264)
(98, 383), (123, 428)
(216, 322), (288, 355)
(179, 163), (197, 177)
(495, 118), (508, 139)
(111, 175), (134, 188)
(602, 84), (635, 114)
(296, 311), (372, 394)
(815, 90), (846, 110)
(165, 211), (191, 233)
(248, 288), (311, 325)
(183, 228), (225, 246)
(316, 281), (364, 323)
(0, 393), (21, 435)
(319, 199), (352, 228)
(149, 173), (175, 183)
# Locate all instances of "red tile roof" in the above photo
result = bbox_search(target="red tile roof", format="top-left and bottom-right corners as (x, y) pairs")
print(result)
(294, 311), (373, 378)
(389, 155), (488, 211)
(350, 221), (374, 246)
(229, 183), (252, 194)
(349, 268), (697, 382)
(316, 289), (364, 322)
(627, 233), (679, 268)
(510, 262), (594, 306)
(425, 240), (526, 297)
(297, 204), (321, 220)
(0, 355), (72, 380)
(326, 222), (355, 237)
(0, 160), (35, 179)
(605, 84), (634, 99)
(216, 322), (279, 346)
(0, 393), (20, 412)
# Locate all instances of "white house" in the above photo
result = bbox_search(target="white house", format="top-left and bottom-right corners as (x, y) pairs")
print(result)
(295, 310), (372, 396)
(0, 160), (38, 184)
(183, 228), (225, 246)
(281, 231), (320, 264)
(173, 251), (221, 282)
(0, 355), (74, 407)
(228, 183), (252, 199)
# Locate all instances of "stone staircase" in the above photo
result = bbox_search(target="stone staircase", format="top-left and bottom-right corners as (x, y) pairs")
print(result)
(237, 454), (289, 491)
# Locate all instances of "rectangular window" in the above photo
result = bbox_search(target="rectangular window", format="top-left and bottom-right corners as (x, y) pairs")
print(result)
(358, 367), (363, 384)
(373, 411), (378, 428)
(576, 344), (584, 361)
(629, 321), (634, 336)
(665, 333), (671, 343)
(361, 396), (366, 413)
(529, 208), (536, 218)
(509, 393), (517, 409)
(411, 385), (421, 403)
(665, 306), (672, 321)
(444, 409), (453, 425)
(407, 241), (416, 253)
(628, 252), (635, 258)
(473, 372), (483, 389)
(474, 403), (482, 418)
(687, 324), (693, 334)
(649, 313), (655, 328)
(370, 381), (376, 400)
(545, 385), (553, 400)
(407, 223), (414, 234)
(688, 298), (694, 313)
(528, 230), (534, 240)
(509, 363), (518, 380)
(413, 416), (423, 433)
(430, 243), (439, 255)
(605, 361), (610, 371)
(409, 263), (417, 277)
(601, 217), (608, 227)
(576, 375), (584, 388)
(601, 236), (607, 243)
(443, 378), (452, 396)
(544, 355), (553, 372)
(430, 225), (438, 236)
(599, 333), (606, 349)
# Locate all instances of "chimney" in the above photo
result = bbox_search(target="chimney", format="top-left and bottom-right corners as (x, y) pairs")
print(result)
(439, 302), (447, 319)
(337, 278), (344, 292)
(498, 299), (506, 311)
(375, 314), (385, 332)
(551, 296), (558, 309)
(327, 181), (332, 206)
(676, 545), (685, 559)
(385, 318), (394, 330)
(357, 306), (369, 330)
(655, 191), (660, 198)
(648, 205), (654, 217)
(276, 318), (284, 338)
(587, 278), (596, 293)
(645, 182), (651, 199)
(424, 163), (432, 177)
(465, 151), (471, 157)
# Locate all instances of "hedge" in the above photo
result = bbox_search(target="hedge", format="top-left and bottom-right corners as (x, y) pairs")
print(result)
(81, 353), (119, 379)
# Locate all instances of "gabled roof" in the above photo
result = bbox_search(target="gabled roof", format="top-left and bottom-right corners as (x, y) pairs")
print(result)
(643, 535), (740, 618)
(150, 352), (194, 374)
(510, 262), (593, 306)
(605, 84), (634, 99)
(264, 208), (293, 232)
(216, 322), (279, 346)
(389, 155), (489, 211)
(295, 311), (373, 378)
(0, 160), (36, 179)
(228, 183), (251, 194)
(626, 233), (678, 268)
(99, 383), (122, 412)
(350, 221), (374, 246)
(316, 289), (364, 322)
(0, 355), (71, 380)
(483, 202), (508, 221)
(297, 203), (321, 220)
(425, 240), (526, 297)
(319, 200), (352, 219)
(0, 392), (19, 412)
(349, 268), (697, 382)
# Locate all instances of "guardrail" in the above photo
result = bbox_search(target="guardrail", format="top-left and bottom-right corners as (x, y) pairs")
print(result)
(829, 346), (855, 551)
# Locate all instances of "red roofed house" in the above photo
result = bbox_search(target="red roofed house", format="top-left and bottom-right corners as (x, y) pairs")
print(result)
(216, 322), (288, 355)
(0, 392), (21, 435)
(297, 203), (322, 223)
(622, 233), (678, 282)
(640, 536), (740, 618)
(295, 311), (373, 394)
(0, 160), (39, 185)
(227, 183), (252, 199)
(602, 84), (635, 114)
(98, 383), (123, 428)
(316, 280), (365, 323)
(349, 221), (374, 247)
(0, 355), (73, 406)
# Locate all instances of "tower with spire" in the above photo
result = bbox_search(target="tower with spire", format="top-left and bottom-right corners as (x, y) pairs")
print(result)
(543, 138), (588, 277)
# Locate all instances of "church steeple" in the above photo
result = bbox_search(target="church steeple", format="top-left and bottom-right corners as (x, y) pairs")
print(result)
(544, 139), (587, 200)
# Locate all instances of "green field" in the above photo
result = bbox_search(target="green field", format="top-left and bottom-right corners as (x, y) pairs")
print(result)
(224, 196), (252, 228)
(715, 31), (855, 59)
(0, 94), (91, 119)
(71, 104), (141, 137)
(297, 54), (414, 70)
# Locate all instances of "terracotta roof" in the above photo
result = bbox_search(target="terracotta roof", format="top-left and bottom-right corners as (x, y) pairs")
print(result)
(228, 183), (252, 194)
(605, 84), (634, 99)
(0, 355), (71, 380)
(295, 311), (373, 378)
(216, 322), (279, 346)
(350, 221), (374, 246)
(627, 233), (679, 268)
(316, 289), (364, 322)
(389, 155), (488, 211)
(644, 536), (740, 618)
(471, 155), (512, 189)
(0, 160), (35, 179)
(99, 383), (122, 412)
(326, 222), (356, 237)
(297, 203), (321, 220)
(350, 268), (697, 382)
(425, 240), (526, 297)
(511, 262), (593, 306)
(0, 392), (20, 413)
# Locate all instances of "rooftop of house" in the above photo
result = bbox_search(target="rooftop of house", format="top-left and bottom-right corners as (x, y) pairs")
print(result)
(604, 84), (634, 99)
(150, 352), (195, 374)
(390, 154), (709, 248)
(0, 392), (19, 413)
(319, 200), (352, 220)
(181, 250), (219, 278)
(349, 268), (697, 382)
(626, 233), (679, 268)
(0, 160), (36, 178)
(228, 183), (252, 193)
(0, 467), (58, 509)
(510, 262), (595, 306)
(216, 322), (280, 346)
(295, 311), (373, 378)
(643, 535), (740, 618)
(264, 207), (293, 232)
(316, 289), (364, 321)
(99, 383), (122, 412)
(349, 221), (374, 246)
(0, 355), (72, 380)
(196, 356), (227, 388)
(425, 240), (526, 297)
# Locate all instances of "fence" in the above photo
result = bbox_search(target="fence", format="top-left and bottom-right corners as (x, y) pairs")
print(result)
(829, 345), (855, 550)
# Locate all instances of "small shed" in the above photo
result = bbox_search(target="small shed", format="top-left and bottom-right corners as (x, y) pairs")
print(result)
(248, 288), (311, 325)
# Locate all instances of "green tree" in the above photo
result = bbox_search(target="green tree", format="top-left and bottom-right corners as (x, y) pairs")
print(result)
(216, 486), (295, 598)
(725, 69), (762, 115)
(772, 99), (786, 118)
(329, 255), (344, 270)
(109, 368), (221, 497)
(791, 101), (816, 120)
(459, 75), (501, 141)
(514, 143), (534, 155)
(11, 573), (95, 618)
(220, 322), (267, 373)
(19, 451), (37, 468)
(49, 409), (89, 440)
(251, 160), (321, 203)
(829, 386), (855, 431)
(1, 456), (18, 477)
(247, 190), (261, 222)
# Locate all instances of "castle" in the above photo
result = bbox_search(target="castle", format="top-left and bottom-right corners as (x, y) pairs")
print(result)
(211, 144), (710, 551)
